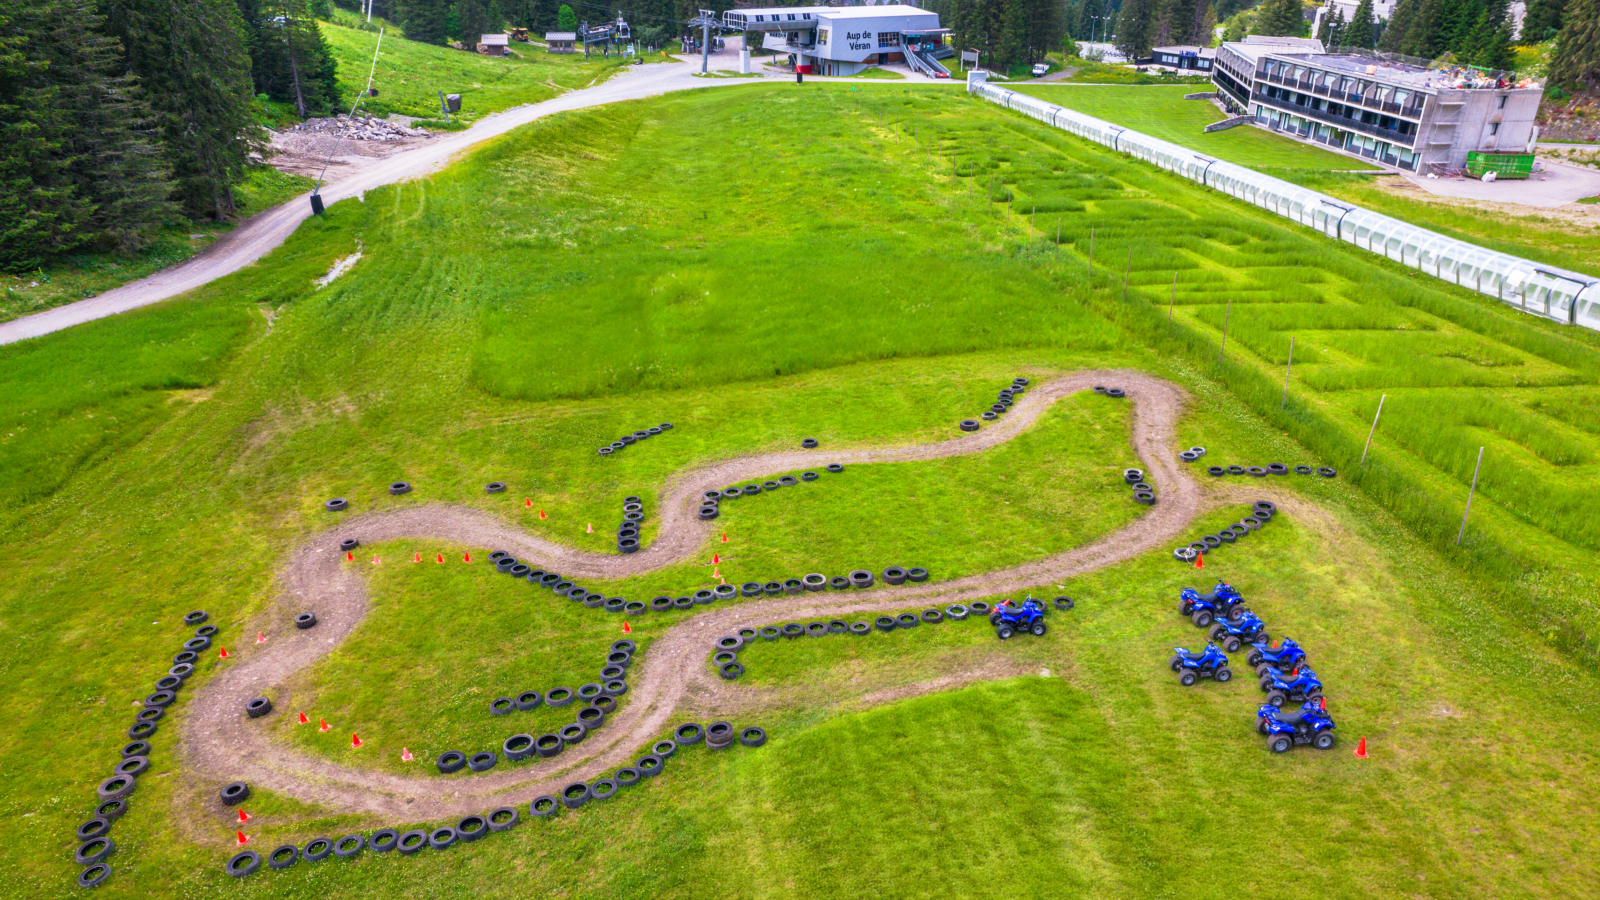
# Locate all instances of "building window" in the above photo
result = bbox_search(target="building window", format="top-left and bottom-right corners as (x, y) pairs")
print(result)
(754, 15), (763, 21)
(877, 32), (899, 47)
(1498, 95), (1507, 108)
(787, 14), (794, 20)
(1490, 122), (1499, 135)
(817, 29), (828, 43)
(803, 13), (810, 18)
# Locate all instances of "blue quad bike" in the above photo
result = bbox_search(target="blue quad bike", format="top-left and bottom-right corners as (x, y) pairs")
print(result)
(1205, 611), (1269, 652)
(1247, 637), (1308, 676)
(1259, 666), (1323, 707)
(1168, 644), (1233, 685)
(1257, 701), (1338, 752)
(991, 598), (1047, 639)
(1177, 582), (1249, 627)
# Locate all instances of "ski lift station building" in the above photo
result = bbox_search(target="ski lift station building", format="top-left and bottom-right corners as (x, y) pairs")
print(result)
(723, 5), (949, 77)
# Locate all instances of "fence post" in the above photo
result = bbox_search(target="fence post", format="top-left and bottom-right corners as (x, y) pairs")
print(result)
(1361, 394), (1387, 464)
(1218, 299), (1231, 364)
(1281, 336), (1294, 409)
(1456, 447), (1484, 546)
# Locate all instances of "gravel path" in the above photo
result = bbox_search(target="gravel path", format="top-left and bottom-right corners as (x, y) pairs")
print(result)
(181, 371), (1226, 830)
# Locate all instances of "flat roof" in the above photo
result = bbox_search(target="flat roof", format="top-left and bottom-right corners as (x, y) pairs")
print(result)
(545, 32), (575, 40)
(816, 4), (935, 17)
(1244, 35), (1324, 49)
(1152, 45), (1215, 56)
(1268, 52), (1531, 91)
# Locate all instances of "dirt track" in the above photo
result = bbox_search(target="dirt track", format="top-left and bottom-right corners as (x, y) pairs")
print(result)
(181, 371), (1259, 832)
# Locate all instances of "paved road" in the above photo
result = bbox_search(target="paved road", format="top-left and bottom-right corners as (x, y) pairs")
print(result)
(0, 60), (787, 347)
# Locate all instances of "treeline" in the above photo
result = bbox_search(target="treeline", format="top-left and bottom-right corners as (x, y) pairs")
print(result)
(0, 0), (341, 272)
(919, 0), (1064, 66)
(350, 0), (722, 47)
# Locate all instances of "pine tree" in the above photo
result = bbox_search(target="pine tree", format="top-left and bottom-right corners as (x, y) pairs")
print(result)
(102, 0), (259, 219)
(1253, 0), (1304, 37)
(1114, 0), (1158, 59)
(1521, 0), (1567, 43)
(1402, 0), (1442, 56)
(1340, 0), (1375, 46)
(1474, 18), (1516, 68)
(458, 0), (493, 48)
(1318, 6), (1345, 45)
(557, 3), (577, 32)
(1378, 0), (1414, 50)
(1438, 0), (1486, 52)
(402, 0), (450, 43)
(0, 0), (173, 269)
(1549, 0), (1600, 88)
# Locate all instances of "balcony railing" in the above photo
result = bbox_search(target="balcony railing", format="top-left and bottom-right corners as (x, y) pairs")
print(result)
(1254, 68), (1426, 120)
(1252, 89), (1419, 148)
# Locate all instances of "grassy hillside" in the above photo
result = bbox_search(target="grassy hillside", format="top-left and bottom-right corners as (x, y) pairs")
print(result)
(2, 84), (1599, 899)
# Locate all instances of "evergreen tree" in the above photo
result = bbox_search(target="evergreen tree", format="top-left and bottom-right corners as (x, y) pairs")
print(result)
(1438, 0), (1486, 51)
(1378, 0), (1413, 50)
(103, 0), (260, 219)
(1342, 0), (1375, 46)
(458, 0), (493, 47)
(0, 0), (173, 268)
(557, 3), (577, 31)
(1549, 0), (1600, 88)
(1318, 5), (1346, 45)
(1114, 0), (1158, 58)
(237, 1), (342, 118)
(1402, 0), (1442, 55)
(402, 0), (450, 43)
(1156, 0), (1196, 45)
(1521, 0), (1567, 43)
(1253, 0), (1304, 36)
(1474, 18), (1516, 68)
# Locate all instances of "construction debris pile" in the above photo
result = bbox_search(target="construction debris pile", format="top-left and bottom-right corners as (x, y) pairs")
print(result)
(284, 115), (430, 142)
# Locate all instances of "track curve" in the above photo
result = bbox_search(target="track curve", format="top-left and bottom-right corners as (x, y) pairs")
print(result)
(182, 370), (1216, 826)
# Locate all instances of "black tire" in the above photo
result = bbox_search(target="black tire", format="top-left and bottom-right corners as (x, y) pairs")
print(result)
(77, 818), (112, 842)
(874, 616), (896, 632)
(166, 663), (194, 681)
(269, 844), (301, 868)
(1106, 388), (1125, 398)
(1201, 534), (1222, 549)
(1217, 530), (1236, 544)
(488, 807), (519, 833)
(1295, 464), (1313, 474)
(712, 650), (738, 667)
(1317, 467), (1337, 478)
(1267, 463), (1288, 475)
(716, 585), (738, 601)
(294, 612), (317, 630)
(1123, 468), (1143, 483)
(763, 582), (784, 596)
(127, 721), (156, 740)
(705, 721), (734, 744)
(182, 636), (210, 651)
(1266, 690), (1287, 708)
(848, 569), (874, 588)
(503, 734), (535, 762)
(96, 775), (135, 801)
(1173, 547), (1197, 562)
(515, 690), (543, 711)
(325, 498), (347, 512)
(805, 621), (827, 636)
(370, 829), (400, 853)
(1253, 501), (1277, 515)
(1178, 670), (1198, 686)
(121, 741), (151, 760)
(970, 601), (992, 615)
(637, 754), (664, 776)
(436, 751), (467, 774)
(1206, 466), (1225, 477)
(1133, 491), (1155, 504)
(719, 662), (745, 680)
(676, 723), (706, 745)
(1031, 622), (1047, 636)
(115, 756), (149, 777)
(783, 580), (804, 595)
(1179, 450), (1198, 462)
(546, 687), (574, 708)
(981, 411), (998, 421)
(624, 600), (647, 615)
(906, 567), (929, 583)
(74, 837), (115, 865)
(849, 622), (871, 635)
(921, 609), (943, 624)
(529, 796), (559, 818)
(1313, 731), (1337, 750)
(143, 690), (175, 709)
(388, 481), (411, 496)
(1224, 637), (1241, 653)
(829, 576), (850, 590)
(1054, 596), (1075, 611)
(428, 827), (457, 850)
(1192, 610), (1213, 627)
(1269, 735), (1293, 753)
(759, 626), (780, 641)
(1215, 667), (1232, 683)
(946, 604), (969, 620)
(578, 682), (604, 700)
(1246, 466), (1267, 478)
(828, 620), (848, 634)
(741, 582), (763, 597)
(897, 613), (920, 629)
(561, 781), (593, 810)
(650, 596), (672, 612)
(781, 623), (804, 638)
(740, 727), (768, 747)
(1169, 655), (1184, 672)
(219, 781), (250, 806)
(591, 778), (619, 801)
(226, 851), (261, 878)
(826, 464), (843, 473)
(457, 815), (489, 843)
(560, 723), (588, 746)
(183, 610), (208, 626)
(652, 739), (678, 759)
(78, 862), (113, 888)
(302, 838), (333, 862)
(996, 625), (1014, 640)
(779, 475), (799, 487)
(801, 471), (820, 482)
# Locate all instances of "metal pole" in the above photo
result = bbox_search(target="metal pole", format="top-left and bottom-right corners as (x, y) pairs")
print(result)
(1456, 447), (1484, 546)
(701, 15), (711, 74)
(1361, 394), (1387, 464)
(1122, 247), (1132, 301)
(1168, 272), (1176, 321)
(1218, 299), (1231, 363)
(1281, 336), (1294, 409)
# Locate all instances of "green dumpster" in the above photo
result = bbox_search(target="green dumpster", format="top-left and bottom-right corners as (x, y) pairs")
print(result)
(1465, 151), (1534, 179)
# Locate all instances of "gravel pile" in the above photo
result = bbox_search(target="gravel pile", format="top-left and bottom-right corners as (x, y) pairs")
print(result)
(285, 115), (429, 142)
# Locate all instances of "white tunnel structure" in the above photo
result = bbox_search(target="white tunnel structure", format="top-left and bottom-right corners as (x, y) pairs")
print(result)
(969, 76), (1600, 331)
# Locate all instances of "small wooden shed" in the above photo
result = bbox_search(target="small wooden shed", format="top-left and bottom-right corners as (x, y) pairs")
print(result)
(545, 32), (576, 53)
(479, 33), (510, 56)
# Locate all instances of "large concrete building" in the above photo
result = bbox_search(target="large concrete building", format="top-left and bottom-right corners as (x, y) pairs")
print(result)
(1212, 43), (1542, 172)
(722, 5), (949, 77)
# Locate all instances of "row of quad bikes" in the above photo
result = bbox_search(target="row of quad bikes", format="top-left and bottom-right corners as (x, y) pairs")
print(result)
(1169, 581), (1337, 753)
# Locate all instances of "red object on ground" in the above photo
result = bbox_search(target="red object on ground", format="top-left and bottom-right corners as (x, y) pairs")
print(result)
(539, 509), (547, 520)
(372, 553), (381, 564)
(436, 553), (444, 563)
(622, 621), (632, 634)
(463, 551), (471, 563)
(587, 523), (593, 534)
(401, 747), (414, 762)
(721, 532), (728, 543)
(236, 831), (249, 845)
(319, 719), (330, 732)
(237, 808), (251, 823)
(346, 551), (353, 562)
(218, 647), (229, 659)
(1354, 737), (1368, 758)
(351, 734), (362, 748)
(1319, 696), (1328, 712)
(712, 566), (720, 578)
(713, 553), (720, 564)
(413, 552), (421, 563)
(524, 498), (532, 508)
(256, 632), (266, 644)
(1194, 551), (1205, 569)
(298, 712), (308, 725)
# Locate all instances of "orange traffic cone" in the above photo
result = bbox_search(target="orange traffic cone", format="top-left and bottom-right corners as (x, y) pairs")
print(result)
(586, 523), (593, 534)
(436, 553), (444, 563)
(524, 498), (533, 508)
(401, 747), (414, 762)
(298, 712), (308, 725)
(1319, 696), (1328, 712)
(372, 553), (381, 564)
(1194, 551), (1205, 569)
(218, 647), (230, 659)
(718, 576), (726, 585)
(1354, 737), (1368, 758)
(463, 551), (472, 563)
(346, 551), (353, 562)
(720, 532), (728, 543)
(236, 831), (249, 846)
(237, 808), (251, 824)
(712, 566), (720, 578)
(413, 552), (421, 563)
(713, 552), (720, 564)
(351, 734), (362, 748)
(622, 621), (633, 634)
(539, 509), (547, 520)
(318, 719), (330, 732)
(256, 632), (266, 644)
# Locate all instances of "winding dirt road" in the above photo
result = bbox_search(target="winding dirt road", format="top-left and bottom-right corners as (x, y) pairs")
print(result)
(182, 371), (1243, 829)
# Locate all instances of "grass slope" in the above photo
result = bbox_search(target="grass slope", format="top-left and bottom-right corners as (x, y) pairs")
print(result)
(1, 84), (1600, 899)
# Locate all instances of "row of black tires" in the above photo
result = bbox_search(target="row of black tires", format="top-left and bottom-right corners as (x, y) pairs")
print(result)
(323, 479), (518, 513)
(1173, 501), (1278, 562)
(470, 640), (638, 773)
(597, 423), (674, 456)
(223, 721), (766, 878)
(612, 494), (647, 552)
(74, 611), (217, 888)
(1200, 462), (1337, 479)
(1121, 467), (1156, 505)
(959, 376), (1029, 433)
(707, 596), (1076, 678)
(696, 463), (845, 522)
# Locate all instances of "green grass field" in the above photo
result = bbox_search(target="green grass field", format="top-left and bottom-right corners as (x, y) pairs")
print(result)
(3, 83), (1600, 899)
